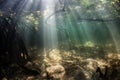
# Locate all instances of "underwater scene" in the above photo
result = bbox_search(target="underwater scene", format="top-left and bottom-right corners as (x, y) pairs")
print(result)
(0, 0), (120, 80)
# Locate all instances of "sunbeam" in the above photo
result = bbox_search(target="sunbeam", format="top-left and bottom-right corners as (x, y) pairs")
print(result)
(0, 0), (120, 80)
(42, 0), (58, 49)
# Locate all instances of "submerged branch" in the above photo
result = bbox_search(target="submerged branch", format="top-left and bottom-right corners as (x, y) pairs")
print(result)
(77, 18), (120, 22)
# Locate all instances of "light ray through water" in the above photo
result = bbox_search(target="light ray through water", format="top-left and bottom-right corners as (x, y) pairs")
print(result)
(0, 0), (120, 79)
(0, 0), (120, 53)
(42, 0), (58, 49)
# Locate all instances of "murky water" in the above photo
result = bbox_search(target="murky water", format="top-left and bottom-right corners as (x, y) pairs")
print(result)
(0, 0), (120, 80)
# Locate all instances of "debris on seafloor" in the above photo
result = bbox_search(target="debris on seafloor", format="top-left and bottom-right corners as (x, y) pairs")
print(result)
(26, 76), (35, 80)
(2, 49), (120, 80)
(42, 49), (65, 80)
(45, 64), (65, 79)
(2, 77), (7, 80)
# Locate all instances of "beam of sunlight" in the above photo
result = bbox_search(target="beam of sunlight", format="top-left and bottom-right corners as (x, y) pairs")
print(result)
(96, 1), (120, 53)
(105, 22), (120, 53)
(1, 0), (120, 80)
(42, 0), (58, 49)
